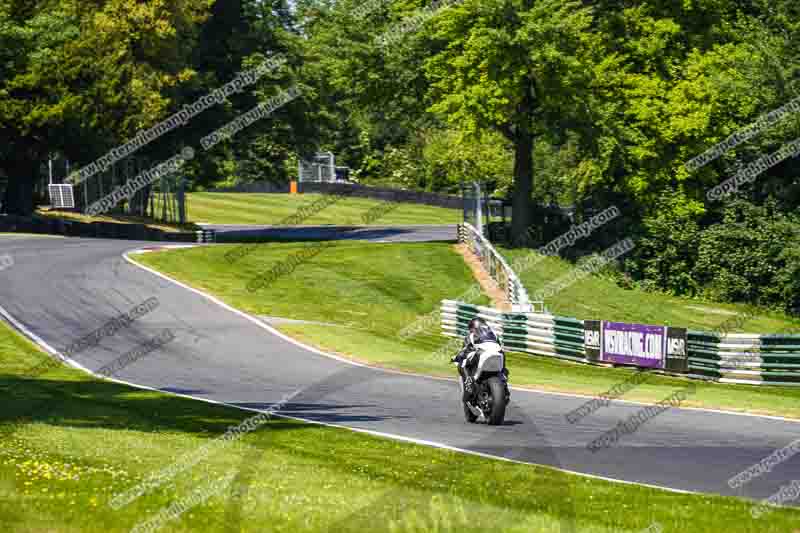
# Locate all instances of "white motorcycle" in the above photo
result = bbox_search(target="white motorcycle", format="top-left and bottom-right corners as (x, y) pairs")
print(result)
(455, 341), (510, 425)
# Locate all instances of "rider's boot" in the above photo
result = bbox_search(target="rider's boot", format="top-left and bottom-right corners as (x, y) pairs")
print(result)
(462, 375), (475, 403)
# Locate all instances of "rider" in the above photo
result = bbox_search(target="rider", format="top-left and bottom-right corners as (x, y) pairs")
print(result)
(451, 317), (506, 402)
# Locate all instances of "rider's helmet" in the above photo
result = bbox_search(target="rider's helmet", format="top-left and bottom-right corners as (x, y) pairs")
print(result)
(468, 317), (498, 343)
(468, 317), (485, 333)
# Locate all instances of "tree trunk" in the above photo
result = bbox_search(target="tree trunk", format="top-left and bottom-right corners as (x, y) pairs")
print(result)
(508, 72), (537, 247)
(510, 129), (534, 246)
(1, 160), (36, 216)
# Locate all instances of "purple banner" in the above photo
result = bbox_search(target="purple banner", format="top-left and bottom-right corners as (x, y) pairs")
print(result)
(601, 321), (666, 369)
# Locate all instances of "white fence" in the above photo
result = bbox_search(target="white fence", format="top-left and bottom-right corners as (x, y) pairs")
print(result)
(457, 223), (540, 312)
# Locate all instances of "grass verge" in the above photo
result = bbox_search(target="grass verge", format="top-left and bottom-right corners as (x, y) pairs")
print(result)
(1, 306), (799, 531)
(187, 192), (460, 226)
(499, 247), (800, 333)
(134, 242), (800, 419)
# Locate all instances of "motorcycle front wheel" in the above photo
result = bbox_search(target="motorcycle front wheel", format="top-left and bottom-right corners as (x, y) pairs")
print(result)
(486, 376), (507, 426)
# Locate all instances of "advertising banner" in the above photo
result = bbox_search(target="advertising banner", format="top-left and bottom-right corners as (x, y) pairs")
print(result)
(601, 321), (666, 369)
(665, 327), (689, 372)
(584, 320), (602, 362)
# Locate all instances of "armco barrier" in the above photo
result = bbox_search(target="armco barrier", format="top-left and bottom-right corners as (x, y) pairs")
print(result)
(688, 330), (800, 386)
(196, 229), (216, 243)
(457, 223), (542, 312)
(441, 300), (586, 363)
(441, 300), (800, 386)
(0, 214), (198, 243)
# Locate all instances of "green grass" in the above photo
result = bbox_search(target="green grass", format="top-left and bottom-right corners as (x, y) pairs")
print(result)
(137, 241), (487, 376)
(187, 192), (461, 226)
(135, 242), (800, 419)
(500, 247), (800, 333)
(2, 303), (799, 531)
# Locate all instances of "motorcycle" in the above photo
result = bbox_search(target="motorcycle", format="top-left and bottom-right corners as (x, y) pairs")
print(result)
(454, 341), (510, 425)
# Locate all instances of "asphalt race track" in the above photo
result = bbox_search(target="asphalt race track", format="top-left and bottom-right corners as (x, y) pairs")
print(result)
(1, 234), (799, 507)
(200, 223), (458, 243)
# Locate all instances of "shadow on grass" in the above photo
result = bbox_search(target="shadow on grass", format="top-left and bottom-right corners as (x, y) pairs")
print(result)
(0, 375), (304, 437)
(0, 374), (408, 438)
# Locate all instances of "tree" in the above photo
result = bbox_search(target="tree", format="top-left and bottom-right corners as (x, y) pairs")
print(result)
(424, 0), (596, 243)
(0, 0), (213, 215)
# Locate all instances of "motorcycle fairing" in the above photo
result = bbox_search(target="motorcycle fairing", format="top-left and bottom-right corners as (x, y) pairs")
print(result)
(472, 341), (504, 380)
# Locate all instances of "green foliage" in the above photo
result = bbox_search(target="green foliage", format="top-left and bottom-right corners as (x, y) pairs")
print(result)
(694, 200), (800, 313)
(628, 189), (704, 296)
(0, 0), (215, 214)
(2, 0), (800, 314)
(631, 195), (800, 315)
(185, 1), (314, 189)
(421, 129), (513, 194)
(424, 0), (595, 137)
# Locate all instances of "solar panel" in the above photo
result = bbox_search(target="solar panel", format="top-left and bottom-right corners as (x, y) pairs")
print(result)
(49, 184), (75, 209)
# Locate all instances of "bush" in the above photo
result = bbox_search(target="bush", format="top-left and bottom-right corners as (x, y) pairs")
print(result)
(627, 189), (703, 296)
(693, 199), (800, 314)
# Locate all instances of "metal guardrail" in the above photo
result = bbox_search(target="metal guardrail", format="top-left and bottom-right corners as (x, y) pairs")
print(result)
(687, 331), (800, 385)
(457, 223), (541, 312)
(441, 300), (800, 386)
(441, 300), (585, 362)
(196, 229), (216, 243)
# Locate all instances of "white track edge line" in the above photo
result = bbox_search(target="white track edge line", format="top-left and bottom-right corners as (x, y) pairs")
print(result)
(124, 247), (800, 425)
(0, 295), (699, 498)
(0, 244), (783, 501)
